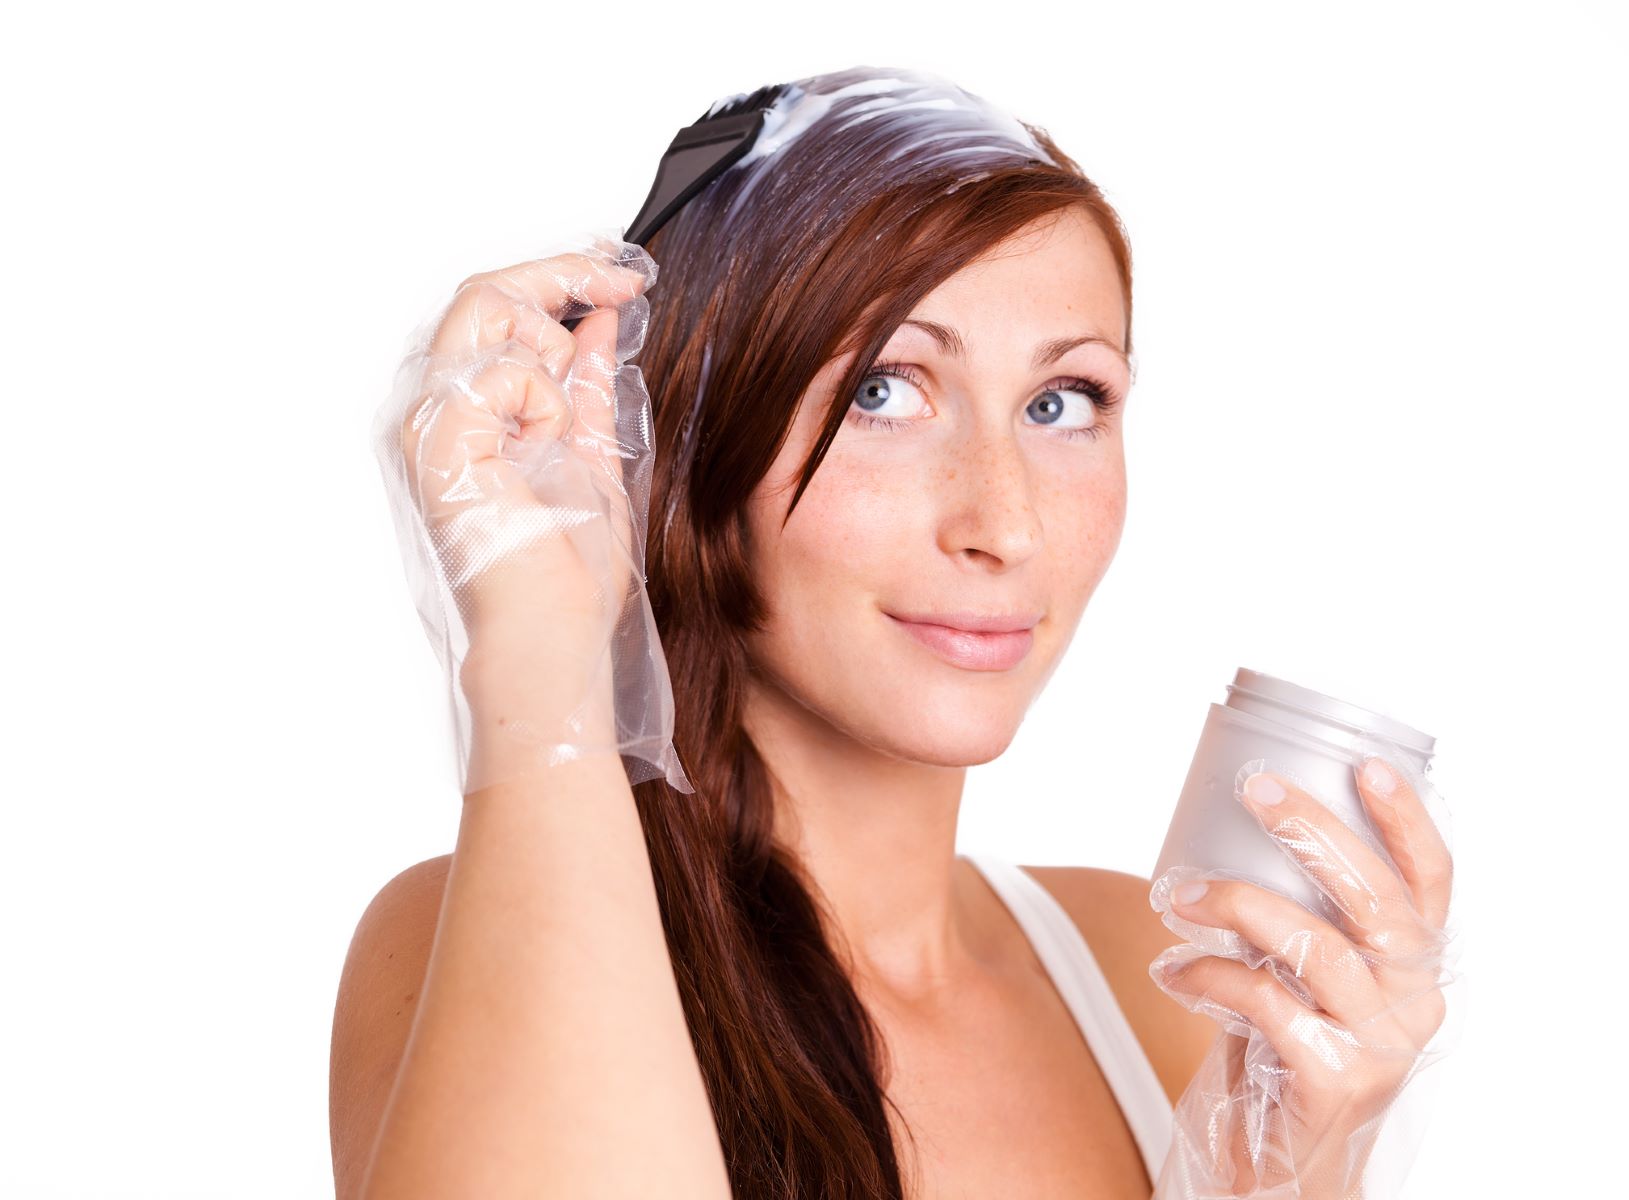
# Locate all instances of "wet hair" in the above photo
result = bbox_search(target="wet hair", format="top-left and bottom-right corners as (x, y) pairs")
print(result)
(625, 65), (1134, 1198)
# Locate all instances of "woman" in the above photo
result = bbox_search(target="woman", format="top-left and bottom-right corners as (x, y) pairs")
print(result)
(332, 66), (1453, 1199)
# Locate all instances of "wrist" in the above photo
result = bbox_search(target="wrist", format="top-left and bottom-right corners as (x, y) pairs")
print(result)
(464, 735), (632, 800)
(461, 645), (620, 754)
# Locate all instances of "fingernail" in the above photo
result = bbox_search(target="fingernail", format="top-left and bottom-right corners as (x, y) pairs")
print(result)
(1362, 757), (1397, 797)
(1243, 772), (1286, 807)
(1173, 880), (1209, 905)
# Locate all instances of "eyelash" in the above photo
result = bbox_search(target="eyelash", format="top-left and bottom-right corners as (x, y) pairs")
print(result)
(849, 359), (1123, 442)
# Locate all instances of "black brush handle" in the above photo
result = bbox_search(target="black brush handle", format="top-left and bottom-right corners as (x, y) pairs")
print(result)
(558, 102), (773, 334)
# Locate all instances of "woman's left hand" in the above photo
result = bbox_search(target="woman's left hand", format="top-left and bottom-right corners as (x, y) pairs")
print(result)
(1150, 755), (1456, 1199)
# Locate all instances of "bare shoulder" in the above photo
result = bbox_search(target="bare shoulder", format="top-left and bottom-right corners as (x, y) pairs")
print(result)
(329, 853), (454, 1197)
(1021, 864), (1216, 1106)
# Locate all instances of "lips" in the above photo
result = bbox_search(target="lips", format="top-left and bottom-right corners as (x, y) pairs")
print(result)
(884, 613), (1036, 671)
(884, 609), (1043, 633)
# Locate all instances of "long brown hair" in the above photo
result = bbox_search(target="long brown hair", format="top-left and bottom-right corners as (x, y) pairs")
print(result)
(626, 68), (1134, 1198)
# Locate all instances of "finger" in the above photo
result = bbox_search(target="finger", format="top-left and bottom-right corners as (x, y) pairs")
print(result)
(1156, 953), (1374, 1088)
(1168, 876), (1388, 1027)
(428, 251), (650, 359)
(487, 251), (652, 330)
(407, 352), (570, 519)
(564, 303), (634, 510)
(1355, 756), (1455, 931)
(519, 300), (640, 626)
(424, 277), (557, 361)
(1237, 769), (1429, 955)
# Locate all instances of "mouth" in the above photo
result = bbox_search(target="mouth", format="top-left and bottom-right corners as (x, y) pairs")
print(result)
(882, 611), (1039, 672)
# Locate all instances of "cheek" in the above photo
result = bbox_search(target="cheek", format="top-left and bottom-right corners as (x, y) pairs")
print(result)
(1063, 457), (1127, 559)
(1047, 454), (1127, 613)
(741, 449), (926, 705)
(753, 453), (914, 621)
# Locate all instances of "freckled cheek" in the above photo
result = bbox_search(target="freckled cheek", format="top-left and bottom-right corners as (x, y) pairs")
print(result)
(1076, 476), (1126, 545)
(780, 463), (919, 585)
(1063, 447), (1126, 524)
(1049, 474), (1127, 596)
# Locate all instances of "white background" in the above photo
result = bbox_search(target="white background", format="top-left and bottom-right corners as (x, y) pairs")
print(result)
(4, 2), (1622, 1195)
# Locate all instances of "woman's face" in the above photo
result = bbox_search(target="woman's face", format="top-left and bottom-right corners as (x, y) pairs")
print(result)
(742, 206), (1131, 766)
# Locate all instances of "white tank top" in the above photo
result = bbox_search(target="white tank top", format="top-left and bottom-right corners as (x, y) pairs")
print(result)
(960, 853), (1174, 1184)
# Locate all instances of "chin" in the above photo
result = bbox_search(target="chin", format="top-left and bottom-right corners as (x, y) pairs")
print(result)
(858, 694), (1026, 767)
(845, 647), (1049, 766)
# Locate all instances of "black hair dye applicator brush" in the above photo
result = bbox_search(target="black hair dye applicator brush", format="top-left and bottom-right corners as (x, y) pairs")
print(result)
(561, 82), (789, 332)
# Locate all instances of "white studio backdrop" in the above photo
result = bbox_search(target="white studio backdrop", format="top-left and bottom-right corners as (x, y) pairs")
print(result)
(3, 3), (1622, 1195)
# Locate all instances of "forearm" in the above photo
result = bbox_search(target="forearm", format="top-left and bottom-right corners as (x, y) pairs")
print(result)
(360, 750), (729, 1199)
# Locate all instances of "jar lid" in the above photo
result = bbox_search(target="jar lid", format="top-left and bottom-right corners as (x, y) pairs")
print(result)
(1226, 667), (1436, 756)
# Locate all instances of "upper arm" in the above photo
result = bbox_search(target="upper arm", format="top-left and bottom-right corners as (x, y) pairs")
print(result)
(1024, 865), (1218, 1107)
(329, 854), (453, 1200)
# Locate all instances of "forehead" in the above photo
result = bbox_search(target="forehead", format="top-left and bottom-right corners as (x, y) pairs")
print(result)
(906, 209), (1127, 348)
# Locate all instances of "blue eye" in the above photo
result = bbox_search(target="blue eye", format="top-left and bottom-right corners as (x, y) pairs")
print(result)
(1027, 388), (1099, 432)
(848, 360), (1122, 442)
(852, 366), (929, 422)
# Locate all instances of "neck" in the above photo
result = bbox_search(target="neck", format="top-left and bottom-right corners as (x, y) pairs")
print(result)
(744, 676), (976, 1002)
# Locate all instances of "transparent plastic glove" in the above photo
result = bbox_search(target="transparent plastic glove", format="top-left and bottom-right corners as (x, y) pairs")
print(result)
(370, 230), (694, 796)
(1148, 754), (1460, 1199)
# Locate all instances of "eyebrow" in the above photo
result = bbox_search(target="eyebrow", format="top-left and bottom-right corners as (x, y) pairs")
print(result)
(899, 318), (1129, 371)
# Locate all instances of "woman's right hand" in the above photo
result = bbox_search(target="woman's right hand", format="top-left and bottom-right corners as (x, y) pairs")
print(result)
(373, 235), (688, 793)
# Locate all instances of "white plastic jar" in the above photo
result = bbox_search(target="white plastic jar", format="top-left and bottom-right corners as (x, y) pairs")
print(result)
(1150, 667), (1437, 922)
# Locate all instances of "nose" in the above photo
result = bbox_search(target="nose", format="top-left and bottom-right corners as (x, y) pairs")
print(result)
(935, 417), (1043, 569)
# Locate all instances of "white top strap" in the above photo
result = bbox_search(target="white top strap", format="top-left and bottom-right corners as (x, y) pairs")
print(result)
(962, 853), (1173, 1184)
